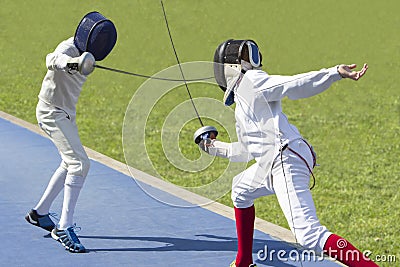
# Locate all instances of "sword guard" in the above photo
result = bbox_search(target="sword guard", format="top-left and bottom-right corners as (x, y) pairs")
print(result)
(193, 126), (218, 144)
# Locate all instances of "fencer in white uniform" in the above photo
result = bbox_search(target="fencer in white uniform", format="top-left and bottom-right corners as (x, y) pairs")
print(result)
(197, 39), (375, 267)
(25, 11), (117, 253)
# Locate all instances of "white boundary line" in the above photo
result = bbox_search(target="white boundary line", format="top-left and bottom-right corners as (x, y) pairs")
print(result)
(1, 110), (346, 265)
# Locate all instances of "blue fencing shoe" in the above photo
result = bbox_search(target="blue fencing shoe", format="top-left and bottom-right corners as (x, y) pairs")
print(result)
(25, 209), (55, 232)
(51, 226), (86, 253)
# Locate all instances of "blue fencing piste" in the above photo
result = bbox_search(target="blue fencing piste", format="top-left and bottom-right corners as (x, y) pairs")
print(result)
(0, 116), (342, 267)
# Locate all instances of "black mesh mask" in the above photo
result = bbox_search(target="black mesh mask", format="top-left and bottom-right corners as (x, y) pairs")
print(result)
(213, 39), (262, 92)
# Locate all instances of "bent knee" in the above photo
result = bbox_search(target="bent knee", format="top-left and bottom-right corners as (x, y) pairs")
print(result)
(67, 156), (90, 177)
(295, 226), (331, 253)
(231, 191), (254, 209)
(81, 156), (90, 175)
(65, 174), (86, 188)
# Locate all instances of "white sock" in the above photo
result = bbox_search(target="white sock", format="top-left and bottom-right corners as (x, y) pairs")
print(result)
(34, 166), (67, 215)
(58, 175), (85, 230)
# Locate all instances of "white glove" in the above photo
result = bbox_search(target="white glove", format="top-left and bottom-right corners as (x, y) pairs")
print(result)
(198, 139), (230, 158)
(66, 52), (95, 75)
(198, 138), (214, 154)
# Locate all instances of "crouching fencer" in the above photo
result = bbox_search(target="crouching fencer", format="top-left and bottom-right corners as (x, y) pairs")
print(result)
(196, 39), (377, 267)
(25, 11), (117, 253)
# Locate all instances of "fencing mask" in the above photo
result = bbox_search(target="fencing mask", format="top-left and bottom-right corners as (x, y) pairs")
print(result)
(74, 11), (117, 61)
(213, 39), (262, 106)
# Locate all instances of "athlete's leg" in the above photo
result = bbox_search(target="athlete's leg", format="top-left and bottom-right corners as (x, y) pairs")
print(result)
(323, 234), (379, 266)
(233, 205), (255, 267)
(34, 162), (67, 215)
(231, 164), (273, 267)
(37, 104), (90, 230)
(273, 140), (331, 251)
(52, 115), (89, 229)
(33, 103), (69, 216)
(273, 140), (378, 266)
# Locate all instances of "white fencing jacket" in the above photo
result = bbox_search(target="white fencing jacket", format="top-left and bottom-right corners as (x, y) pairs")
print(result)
(38, 37), (86, 116)
(209, 66), (342, 170)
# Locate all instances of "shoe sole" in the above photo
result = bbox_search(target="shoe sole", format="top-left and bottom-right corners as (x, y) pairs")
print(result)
(25, 214), (38, 226)
(50, 230), (60, 241)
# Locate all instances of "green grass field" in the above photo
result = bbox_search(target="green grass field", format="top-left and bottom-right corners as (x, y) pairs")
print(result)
(1, 0), (399, 265)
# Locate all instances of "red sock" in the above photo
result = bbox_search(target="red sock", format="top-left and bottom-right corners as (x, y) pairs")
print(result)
(323, 234), (379, 267)
(234, 205), (255, 267)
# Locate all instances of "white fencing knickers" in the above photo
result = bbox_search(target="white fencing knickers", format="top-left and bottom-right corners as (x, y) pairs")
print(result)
(231, 139), (332, 253)
(36, 100), (90, 229)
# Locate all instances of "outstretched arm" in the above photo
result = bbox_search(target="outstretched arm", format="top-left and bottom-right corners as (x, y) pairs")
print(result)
(258, 67), (341, 101)
(337, 63), (368, 80)
(258, 63), (368, 101)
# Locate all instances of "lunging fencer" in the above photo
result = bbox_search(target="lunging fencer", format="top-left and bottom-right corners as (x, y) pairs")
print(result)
(25, 11), (117, 253)
(196, 39), (378, 267)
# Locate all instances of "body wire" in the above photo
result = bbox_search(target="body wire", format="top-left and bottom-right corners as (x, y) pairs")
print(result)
(95, 64), (213, 82)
